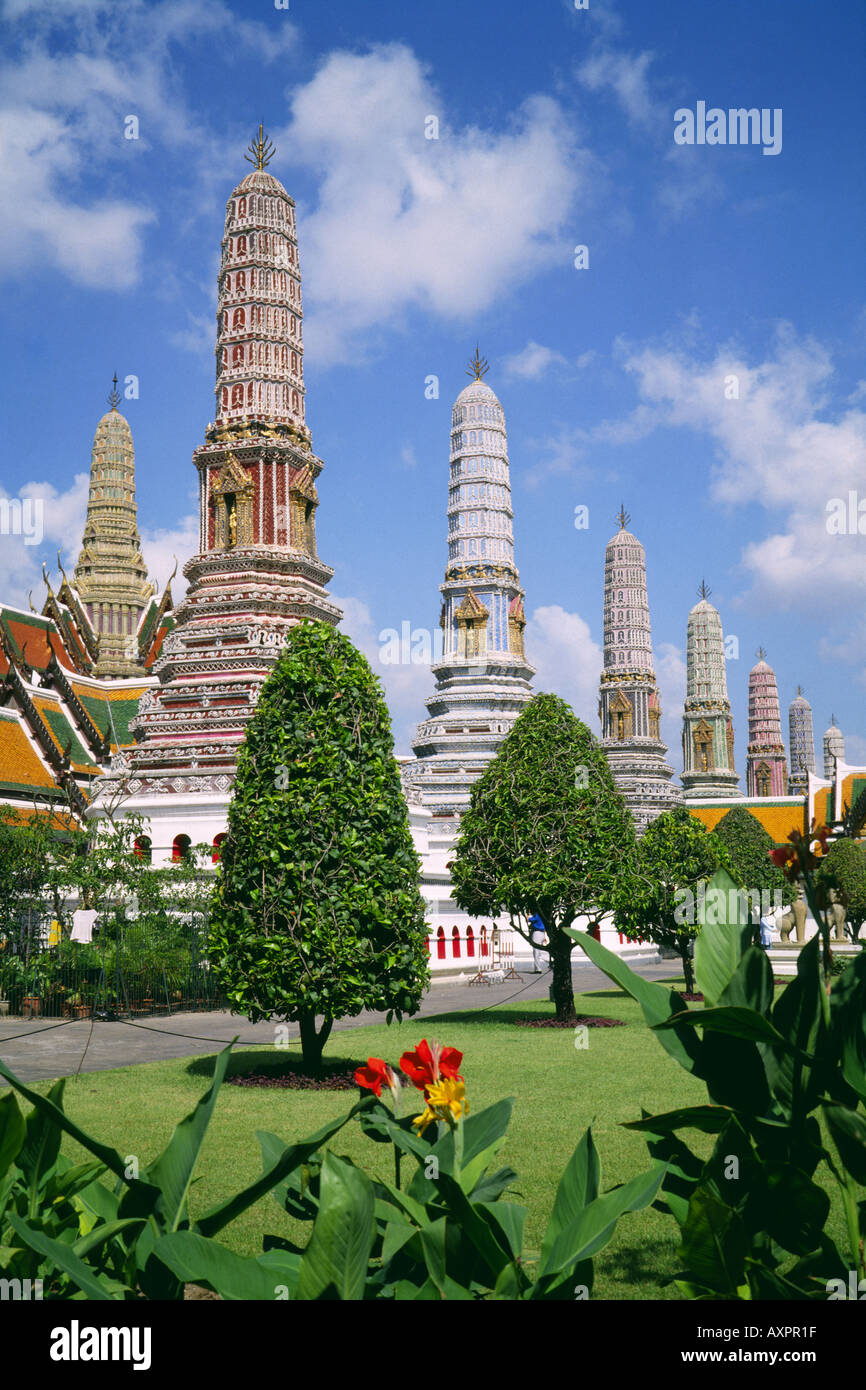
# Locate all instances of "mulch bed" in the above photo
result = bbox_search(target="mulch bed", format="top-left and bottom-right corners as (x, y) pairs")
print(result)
(515, 1014), (625, 1029)
(227, 1062), (358, 1091)
(680, 993), (704, 1002)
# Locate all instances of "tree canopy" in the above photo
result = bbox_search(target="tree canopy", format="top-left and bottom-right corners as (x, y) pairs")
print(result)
(711, 804), (795, 910)
(449, 692), (638, 1022)
(209, 621), (429, 1067)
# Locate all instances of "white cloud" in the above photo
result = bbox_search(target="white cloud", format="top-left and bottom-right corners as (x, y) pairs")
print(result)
(524, 604), (602, 726)
(655, 640), (687, 768)
(577, 48), (658, 126)
(619, 328), (866, 621)
(0, 472), (89, 609)
(281, 46), (585, 364)
(141, 515), (198, 601)
(503, 341), (567, 380)
(333, 593), (439, 753)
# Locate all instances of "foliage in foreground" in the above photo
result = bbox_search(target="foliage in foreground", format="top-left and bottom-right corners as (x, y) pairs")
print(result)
(570, 867), (866, 1299)
(210, 621), (430, 1069)
(450, 693), (638, 1023)
(0, 1037), (667, 1300)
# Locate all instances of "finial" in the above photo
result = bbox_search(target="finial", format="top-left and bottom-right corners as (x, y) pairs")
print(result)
(796, 684), (803, 697)
(465, 345), (490, 381)
(107, 373), (121, 410)
(28, 590), (36, 614)
(698, 579), (711, 601)
(756, 646), (766, 662)
(830, 713), (837, 727)
(244, 122), (275, 171)
(164, 555), (178, 592)
(57, 550), (69, 588)
(617, 504), (631, 531)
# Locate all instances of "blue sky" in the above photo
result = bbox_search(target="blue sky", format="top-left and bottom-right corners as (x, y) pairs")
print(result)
(1, 0), (864, 770)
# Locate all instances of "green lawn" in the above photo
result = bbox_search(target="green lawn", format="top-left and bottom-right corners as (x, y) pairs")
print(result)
(27, 982), (850, 1300)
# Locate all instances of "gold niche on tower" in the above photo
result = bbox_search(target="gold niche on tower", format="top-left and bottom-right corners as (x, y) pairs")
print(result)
(454, 591), (489, 660)
(507, 596), (526, 657)
(211, 455), (254, 550)
(693, 718), (714, 772)
(608, 688), (633, 740)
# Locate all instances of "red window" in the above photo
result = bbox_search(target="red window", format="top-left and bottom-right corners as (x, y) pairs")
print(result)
(212, 833), (226, 865)
(172, 834), (191, 863)
(133, 836), (151, 863)
(436, 927), (446, 960)
(452, 926), (461, 959)
(480, 926), (488, 957)
(466, 926), (475, 958)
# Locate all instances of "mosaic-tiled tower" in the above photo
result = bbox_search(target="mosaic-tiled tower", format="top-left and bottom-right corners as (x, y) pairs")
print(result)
(598, 509), (680, 831)
(788, 687), (817, 796)
(823, 716), (845, 781)
(681, 582), (741, 800)
(70, 381), (156, 677)
(107, 127), (340, 807)
(405, 351), (534, 815)
(746, 650), (788, 797)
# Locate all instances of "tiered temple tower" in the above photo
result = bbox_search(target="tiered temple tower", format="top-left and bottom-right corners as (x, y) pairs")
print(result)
(404, 352), (534, 816)
(96, 128), (340, 845)
(66, 381), (156, 677)
(681, 582), (741, 800)
(598, 509), (680, 831)
(746, 650), (788, 796)
(823, 716), (845, 781)
(788, 687), (817, 796)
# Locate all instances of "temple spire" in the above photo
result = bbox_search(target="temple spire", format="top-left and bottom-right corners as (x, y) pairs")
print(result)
(698, 579), (711, 601)
(107, 373), (121, 411)
(465, 345), (490, 381)
(682, 588), (741, 801)
(746, 652), (787, 796)
(245, 122), (275, 170)
(617, 504), (631, 531)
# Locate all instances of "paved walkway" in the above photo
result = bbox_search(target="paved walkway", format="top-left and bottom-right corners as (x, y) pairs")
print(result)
(0, 958), (680, 1085)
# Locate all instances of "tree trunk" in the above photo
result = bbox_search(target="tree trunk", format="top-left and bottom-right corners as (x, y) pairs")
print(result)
(549, 928), (577, 1024)
(679, 937), (696, 995)
(298, 1012), (333, 1071)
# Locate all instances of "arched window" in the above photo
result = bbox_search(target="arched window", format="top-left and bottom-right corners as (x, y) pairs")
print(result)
(172, 834), (191, 863)
(133, 835), (151, 863)
(466, 926), (475, 958)
(452, 926), (461, 958)
(212, 833), (226, 865)
(237, 198), (246, 217)
(232, 308), (245, 330)
(291, 390), (299, 413)
(436, 926), (446, 960)
(236, 235), (246, 256)
(480, 925), (489, 957)
(231, 384), (243, 408)
(236, 271), (245, 292)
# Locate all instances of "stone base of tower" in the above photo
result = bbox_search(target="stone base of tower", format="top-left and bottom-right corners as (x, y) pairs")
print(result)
(682, 770), (743, 801)
(406, 652), (534, 814)
(601, 738), (682, 834)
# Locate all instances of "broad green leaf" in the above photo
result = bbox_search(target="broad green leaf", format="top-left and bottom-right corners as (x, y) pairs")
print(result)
(678, 1184), (746, 1298)
(743, 1162), (830, 1256)
(655, 1005), (789, 1047)
(477, 1200), (526, 1260)
(295, 1153), (375, 1301)
(73, 1217), (146, 1260)
(829, 951), (866, 1103)
(824, 1104), (866, 1185)
(200, 1100), (373, 1237)
(0, 1091), (25, 1183)
(432, 1172), (512, 1278)
(469, 1165), (519, 1204)
(418, 1216), (448, 1296)
(624, 1105), (736, 1136)
(540, 1163), (667, 1278)
(6, 1213), (121, 1300)
(567, 927), (703, 1075)
(155, 1230), (300, 1300)
(694, 868), (753, 1006)
(0, 1057), (126, 1179)
(718, 945), (774, 1017)
(456, 1099), (514, 1194)
(145, 1043), (233, 1232)
(770, 937), (826, 1117)
(540, 1127), (601, 1266)
(18, 1078), (65, 1217)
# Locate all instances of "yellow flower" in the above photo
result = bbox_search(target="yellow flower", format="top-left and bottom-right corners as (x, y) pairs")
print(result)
(426, 1077), (468, 1124)
(412, 1105), (437, 1135)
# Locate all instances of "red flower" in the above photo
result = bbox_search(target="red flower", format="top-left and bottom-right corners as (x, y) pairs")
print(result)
(399, 1039), (463, 1092)
(354, 1057), (396, 1097)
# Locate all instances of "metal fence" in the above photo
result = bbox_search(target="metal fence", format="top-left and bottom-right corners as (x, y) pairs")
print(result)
(0, 913), (224, 1020)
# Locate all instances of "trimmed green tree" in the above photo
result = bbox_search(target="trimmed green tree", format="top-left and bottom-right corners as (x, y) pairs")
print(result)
(711, 804), (796, 919)
(449, 693), (639, 1024)
(209, 621), (430, 1069)
(817, 838), (866, 939)
(616, 806), (732, 994)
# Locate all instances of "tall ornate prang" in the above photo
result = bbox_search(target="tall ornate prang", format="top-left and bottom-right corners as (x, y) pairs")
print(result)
(94, 130), (341, 845)
(823, 715), (845, 781)
(598, 510), (680, 831)
(788, 687), (817, 795)
(746, 650), (788, 797)
(681, 582), (741, 800)
(69, 380), (156, 677)
(403, 356), (534, 818)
